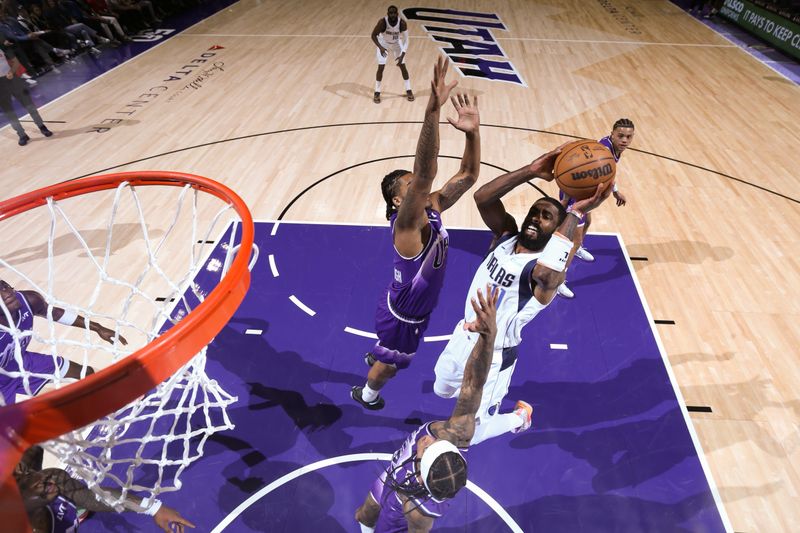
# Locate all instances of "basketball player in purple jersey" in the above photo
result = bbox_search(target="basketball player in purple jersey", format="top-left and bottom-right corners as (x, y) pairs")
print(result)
(14, 445), (194, 532)
(557, 118), (635, 298)
(0, 279), (127, 405)
(351, 57), (481, 410)
(355, 286), (498, 533)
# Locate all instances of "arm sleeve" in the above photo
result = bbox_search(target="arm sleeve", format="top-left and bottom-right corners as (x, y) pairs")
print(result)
(400, 30), (408, 53)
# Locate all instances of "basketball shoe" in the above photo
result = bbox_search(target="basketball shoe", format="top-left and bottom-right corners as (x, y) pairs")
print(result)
(512, 401), (533, 433)
(557, 282), (574, 299)
(575, 246), (594, 262)
(351, 386), (385, 410)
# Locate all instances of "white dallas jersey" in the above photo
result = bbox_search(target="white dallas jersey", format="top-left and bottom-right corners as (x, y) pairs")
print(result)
(463, 234), (553, 349)
(379, 16), (402, 45)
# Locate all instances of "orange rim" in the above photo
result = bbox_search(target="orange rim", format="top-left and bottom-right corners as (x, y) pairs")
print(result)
(0, 171), (252, 481)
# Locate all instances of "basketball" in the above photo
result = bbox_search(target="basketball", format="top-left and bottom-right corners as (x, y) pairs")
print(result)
(553, 140), (617, 200)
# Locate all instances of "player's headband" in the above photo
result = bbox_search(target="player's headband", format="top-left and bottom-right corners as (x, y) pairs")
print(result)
(419, 439), (462, 499)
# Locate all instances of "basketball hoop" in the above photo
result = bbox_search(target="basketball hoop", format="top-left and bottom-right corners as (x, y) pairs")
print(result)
(0, 172), (254, 531)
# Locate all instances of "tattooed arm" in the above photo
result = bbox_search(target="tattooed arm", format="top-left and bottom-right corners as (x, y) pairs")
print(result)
(394, 57), (457, 257)
(430, 93), (481, 213)
(17, 469), (195, 533)
(429, 285), (499, 448)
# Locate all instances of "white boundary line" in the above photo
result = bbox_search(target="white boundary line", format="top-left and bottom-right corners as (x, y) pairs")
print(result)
(616, 232), (733, 532)
(423, 334), (452, 342)
(177, 32), (735, 48)
(267, 254), (279, 277)
(209, 452), (523, 533)
(289, 294), (316, 316)
(344, 326), (378, 339)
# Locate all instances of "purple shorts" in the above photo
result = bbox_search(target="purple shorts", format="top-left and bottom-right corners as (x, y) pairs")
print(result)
(372, 299), (429, 370)
(0, 351), (67, 405)
(558, 191), (586, 225)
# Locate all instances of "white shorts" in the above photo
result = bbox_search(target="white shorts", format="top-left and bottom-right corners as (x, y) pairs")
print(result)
(433, 321), (518, 420)
(376, 42), (404, 65)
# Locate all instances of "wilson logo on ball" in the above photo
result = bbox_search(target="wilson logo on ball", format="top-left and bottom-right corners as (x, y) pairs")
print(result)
(570, 164), (614, 181)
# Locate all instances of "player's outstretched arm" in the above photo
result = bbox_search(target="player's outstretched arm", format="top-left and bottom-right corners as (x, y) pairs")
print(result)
(430, 285), (498, 447)
(22, 290), (128, 345)
(531, 182), (614, 297)
(394, 58), (457, 256)
(473, 144), (566, 238)
(396, 57), (457, 227)
(430, 93), (480, 213)
(35, 471), (196, 533)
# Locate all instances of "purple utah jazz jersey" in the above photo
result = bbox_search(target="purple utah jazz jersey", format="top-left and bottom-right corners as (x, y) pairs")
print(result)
(386, 208), (448, 319)
(0, 292), (34, 369)
(47, 495), (79, 533)
(598, 135), (622, 162)
(371, 422), (467, 532)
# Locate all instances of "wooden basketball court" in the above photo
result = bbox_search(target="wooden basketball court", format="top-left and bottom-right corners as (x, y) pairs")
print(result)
(1, 1), (799, 531)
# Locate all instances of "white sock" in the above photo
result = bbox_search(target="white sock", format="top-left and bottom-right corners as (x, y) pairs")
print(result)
(359, 523), (375, 533)
(404, 79), (411, 91)
(375, 81), (381, 92)
(362, 384), (379, 402)
(470, 412), (523, 445)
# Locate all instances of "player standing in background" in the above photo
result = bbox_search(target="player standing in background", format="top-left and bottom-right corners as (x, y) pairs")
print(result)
(433, 146), (612, 445)
(371, 5), (414, 104)
(355, 286), (498, 533)
(351, 57), (481, 410)
(557, 118), (634, 299)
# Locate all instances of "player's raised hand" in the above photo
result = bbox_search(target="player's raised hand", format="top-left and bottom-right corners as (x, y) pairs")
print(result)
(573, 180), (614, 213)
(430, 56), (458, 110)
(464, 284), (499, 338)
(529, 141), (573, 181)
(447, 93), (479, 134)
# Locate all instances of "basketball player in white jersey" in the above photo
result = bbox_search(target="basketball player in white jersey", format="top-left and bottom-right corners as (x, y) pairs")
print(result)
(558, 118), (635, 298)
(433, 145), (613, 445)
(371, 5), (413, 104)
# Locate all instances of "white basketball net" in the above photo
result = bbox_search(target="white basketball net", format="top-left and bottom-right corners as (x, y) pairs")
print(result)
(0, 180), (241, 512)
